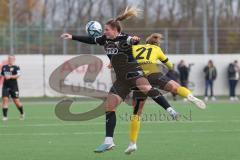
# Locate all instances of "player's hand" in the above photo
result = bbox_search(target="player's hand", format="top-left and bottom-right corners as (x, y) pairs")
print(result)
(132, 36), (140, 41)
(107, 63), (113, 69)
(61, 33), (72, 40)
(131, 36), (140, 45)
(5, 76), (11, 80)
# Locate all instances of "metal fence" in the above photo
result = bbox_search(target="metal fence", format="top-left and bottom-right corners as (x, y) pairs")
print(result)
(0, 27), (240, 55)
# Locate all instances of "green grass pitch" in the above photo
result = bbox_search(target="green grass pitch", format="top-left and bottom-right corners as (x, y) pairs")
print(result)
(1, 99), (240, 160)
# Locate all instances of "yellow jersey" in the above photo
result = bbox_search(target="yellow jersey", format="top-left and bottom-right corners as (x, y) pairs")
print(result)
(132, 44), (173, 75)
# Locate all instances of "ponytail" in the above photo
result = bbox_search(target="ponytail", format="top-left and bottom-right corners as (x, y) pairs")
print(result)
(106, 6), (141, 32)
(115, 6), (140, 22)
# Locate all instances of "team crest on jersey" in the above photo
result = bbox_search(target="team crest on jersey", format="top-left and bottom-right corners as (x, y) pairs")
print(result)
(10, 67), (14, 71)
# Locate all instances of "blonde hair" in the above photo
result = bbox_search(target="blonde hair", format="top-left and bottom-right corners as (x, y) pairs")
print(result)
(146, 33), (163, 46)
(115, 6), (141, 21)
(106, 6), (141, 32)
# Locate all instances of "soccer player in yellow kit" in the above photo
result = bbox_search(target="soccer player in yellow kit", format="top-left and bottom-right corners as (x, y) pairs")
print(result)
(125, 33), (206, 154)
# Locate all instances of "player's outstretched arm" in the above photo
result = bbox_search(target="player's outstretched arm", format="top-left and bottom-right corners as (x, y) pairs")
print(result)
(61, 33), (96, 44)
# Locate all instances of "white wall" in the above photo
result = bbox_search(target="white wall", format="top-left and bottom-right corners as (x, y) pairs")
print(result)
(0, 54), (239, 97)
(168, 54), (240, 95)
(44, 55), (112, 97)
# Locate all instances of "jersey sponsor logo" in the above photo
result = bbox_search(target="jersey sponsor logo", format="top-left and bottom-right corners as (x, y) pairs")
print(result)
(4, 71), (12, 76)
(139, 61), (153, 64)
(106, 48), (118, 55)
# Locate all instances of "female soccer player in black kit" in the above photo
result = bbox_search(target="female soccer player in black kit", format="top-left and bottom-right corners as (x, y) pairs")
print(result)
(61, 7), (168, 153)
(1, 55), (24, 121)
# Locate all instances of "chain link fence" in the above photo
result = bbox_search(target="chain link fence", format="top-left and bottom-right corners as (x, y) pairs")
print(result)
(0, 27), (240, 55)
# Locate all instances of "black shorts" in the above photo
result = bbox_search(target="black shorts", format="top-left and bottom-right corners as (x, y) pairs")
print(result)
(2, 87), (19, 99)
(133, 72), (171, 100)
(109, 71), (144, 100)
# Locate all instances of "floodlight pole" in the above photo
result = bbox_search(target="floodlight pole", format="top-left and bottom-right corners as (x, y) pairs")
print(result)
(9, 0), (14, 55)
(112, 0), (116, 18)
(203, 0), (208, 55)
(213, 0), (218, 54)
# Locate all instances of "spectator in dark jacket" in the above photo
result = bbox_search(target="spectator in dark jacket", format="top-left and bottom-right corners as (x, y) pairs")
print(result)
(203, 60), (217, 101)
(228, 60), (239, 101)
(177, 60), (191, 101)
(177, 60), (190, 88)
(167, 64), (180, 101)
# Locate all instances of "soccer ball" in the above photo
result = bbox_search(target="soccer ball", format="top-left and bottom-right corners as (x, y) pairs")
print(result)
(85, 21), (102, 37)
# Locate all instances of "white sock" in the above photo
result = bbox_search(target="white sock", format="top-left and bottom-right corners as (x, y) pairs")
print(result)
(130, 141), (136, 145)
(166, 107), (177, 116)
(104, 137), (113, 144)
(187, 94), (193, 98)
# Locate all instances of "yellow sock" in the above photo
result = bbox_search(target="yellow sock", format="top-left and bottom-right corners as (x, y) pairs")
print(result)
(176, 86), (191, 98)
(129, 115), (140, 143)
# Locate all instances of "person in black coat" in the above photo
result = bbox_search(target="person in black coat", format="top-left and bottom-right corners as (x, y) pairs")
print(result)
(203, 60), (217, 101)
(167, 64), (180, 101)
(228, 60), (240, 101)
(177, 60), (190, 88)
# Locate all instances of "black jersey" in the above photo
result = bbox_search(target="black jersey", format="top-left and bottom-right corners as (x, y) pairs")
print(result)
(94, 33), (135, 61)
(94, 33), (142, 79)
(72, 33), (143, 80)
(1, 65), (20, 88)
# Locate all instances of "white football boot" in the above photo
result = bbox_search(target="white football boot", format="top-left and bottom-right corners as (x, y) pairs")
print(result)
(20, 114), (25, 121)
(187, 94), (206, 109)
(125, 142), (137, 155)
(2, 117), (8, 121)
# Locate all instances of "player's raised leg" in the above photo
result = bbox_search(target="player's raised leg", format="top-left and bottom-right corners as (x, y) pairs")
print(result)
(138, 33), (206, 109)
(152, 95), (179, 119)
(164, 80), (206, 109)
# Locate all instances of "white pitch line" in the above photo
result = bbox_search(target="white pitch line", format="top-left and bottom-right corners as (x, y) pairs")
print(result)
(0, 120), (240, 128)
(1, 129), (240, 136)
(14, 101), (101, 105)
(0, 131), (153, 136)
(13, 100), (240, 104)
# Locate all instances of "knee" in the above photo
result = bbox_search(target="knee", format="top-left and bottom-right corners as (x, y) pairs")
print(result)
(137, 103), (145, 116)
(172, 85), (179, 94)
(105, 103), (116, 112)
(139, 85), (152, 94)
(168, 84), (178, 94)
(2, 99), (8, 106)
(14, 100), (22, 107)
(137, 110), (142, 116)
(104, 101), (118, 112)
(16, 103), (22, 107)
